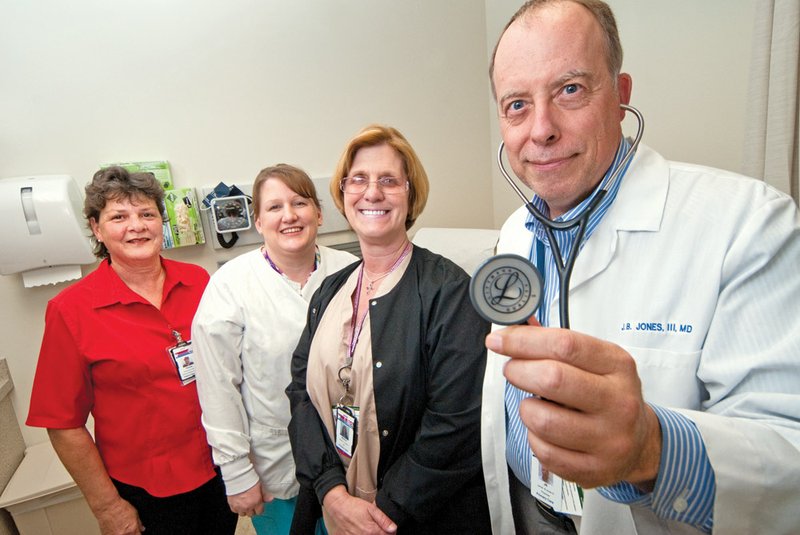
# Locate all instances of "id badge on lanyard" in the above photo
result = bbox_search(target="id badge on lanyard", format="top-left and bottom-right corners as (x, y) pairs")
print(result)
(167, 329), (196, 385)
(332, 265), (372, 459)
(333, 404), (359, 458)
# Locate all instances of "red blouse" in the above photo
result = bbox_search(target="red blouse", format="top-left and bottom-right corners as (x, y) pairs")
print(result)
(27, 258), (214, 497)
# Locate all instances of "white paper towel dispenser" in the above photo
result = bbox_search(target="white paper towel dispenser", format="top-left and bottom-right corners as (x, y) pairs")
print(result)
(0, 175), (96, 287)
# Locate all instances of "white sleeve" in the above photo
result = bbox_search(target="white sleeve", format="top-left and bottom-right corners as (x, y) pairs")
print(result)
(192, 269), (260, 495)
(686, 193), (800, 534)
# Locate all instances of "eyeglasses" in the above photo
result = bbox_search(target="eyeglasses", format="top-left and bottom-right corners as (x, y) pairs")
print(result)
(340, 175), (409, 195)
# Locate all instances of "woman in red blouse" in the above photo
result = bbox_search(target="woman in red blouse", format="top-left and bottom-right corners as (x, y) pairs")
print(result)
(27, 167), (236, 535)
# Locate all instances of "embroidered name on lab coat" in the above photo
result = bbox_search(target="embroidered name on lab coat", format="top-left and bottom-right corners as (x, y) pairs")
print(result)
(620, 322), (693, 333)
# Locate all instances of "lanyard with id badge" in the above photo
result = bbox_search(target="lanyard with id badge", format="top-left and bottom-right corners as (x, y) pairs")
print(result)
(167, 328), (196, 385)
(333, 268), (373, 460)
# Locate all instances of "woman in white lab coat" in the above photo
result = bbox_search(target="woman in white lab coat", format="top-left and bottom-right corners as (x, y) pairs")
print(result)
(192, 164), (356, 535)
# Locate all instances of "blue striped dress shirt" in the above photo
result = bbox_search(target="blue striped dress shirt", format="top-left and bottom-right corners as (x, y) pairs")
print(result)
(503, 138), (715, 532)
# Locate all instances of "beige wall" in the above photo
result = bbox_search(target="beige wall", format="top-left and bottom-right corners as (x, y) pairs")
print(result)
(1, 0), (756, 447)
(0, 0), (493, 446)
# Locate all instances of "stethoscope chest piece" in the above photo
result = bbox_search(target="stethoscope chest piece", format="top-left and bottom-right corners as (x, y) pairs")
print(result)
(469, 254), (543, 325)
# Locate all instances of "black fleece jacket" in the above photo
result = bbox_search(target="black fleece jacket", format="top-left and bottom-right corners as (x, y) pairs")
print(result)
(287, 246), (491, 533)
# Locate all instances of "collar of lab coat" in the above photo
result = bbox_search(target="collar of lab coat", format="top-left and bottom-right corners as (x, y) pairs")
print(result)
(568, 143), (668, 291)
(499, 144), (670, 302)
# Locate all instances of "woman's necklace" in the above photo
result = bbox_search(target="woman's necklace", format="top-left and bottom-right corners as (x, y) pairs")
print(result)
(362, 241), (412, 295)
(262, 246), (319, 286)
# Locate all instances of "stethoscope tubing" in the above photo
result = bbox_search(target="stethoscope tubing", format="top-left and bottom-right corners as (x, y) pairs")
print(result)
(496, 104), (645, 329)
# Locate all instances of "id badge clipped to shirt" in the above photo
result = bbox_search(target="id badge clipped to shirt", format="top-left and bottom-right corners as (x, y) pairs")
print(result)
(531, 452), (583, 516)
(168, 340), (196, 385)
(333, 404), (359, 458)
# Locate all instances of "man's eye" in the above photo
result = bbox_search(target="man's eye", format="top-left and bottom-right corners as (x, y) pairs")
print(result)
(503, 99), (528, 119)
(563, 84), (579, 95)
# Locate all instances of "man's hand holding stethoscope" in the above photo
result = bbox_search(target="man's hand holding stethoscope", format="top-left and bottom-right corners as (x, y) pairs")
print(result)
(487, 316), (663, 491)
(471, 103), (660, 490)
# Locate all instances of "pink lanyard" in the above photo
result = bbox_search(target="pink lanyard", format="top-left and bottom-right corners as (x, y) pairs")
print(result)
(262, 247), (319, 279)
(346, 266), (369, 366)
(340, 243), (411, 393)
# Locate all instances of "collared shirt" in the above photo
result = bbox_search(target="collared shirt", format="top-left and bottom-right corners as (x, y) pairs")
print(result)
(27, 258), (215, 497)
(504, 138), (715, 531)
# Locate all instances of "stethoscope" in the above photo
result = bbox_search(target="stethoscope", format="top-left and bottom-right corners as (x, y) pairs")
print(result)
(493, 104), (645, 329)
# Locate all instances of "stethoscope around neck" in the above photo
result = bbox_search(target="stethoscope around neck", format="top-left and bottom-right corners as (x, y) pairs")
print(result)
(472, 104), (644, 329)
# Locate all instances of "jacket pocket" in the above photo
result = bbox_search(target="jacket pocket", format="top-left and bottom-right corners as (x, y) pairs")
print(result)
(622, 345), (703, 409)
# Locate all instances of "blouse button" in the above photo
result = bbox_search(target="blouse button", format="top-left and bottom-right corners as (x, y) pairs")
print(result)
(371, 301), (377, 306)
(375, 361), (382, 368)
(382, 429), (389, 437)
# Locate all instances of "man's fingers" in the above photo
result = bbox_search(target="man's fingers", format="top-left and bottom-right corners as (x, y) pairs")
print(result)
(487, 325), (621, 376)
(503, 355), (617, 413)
(518, 396), (605, 449)
(518, 387), (660, 487)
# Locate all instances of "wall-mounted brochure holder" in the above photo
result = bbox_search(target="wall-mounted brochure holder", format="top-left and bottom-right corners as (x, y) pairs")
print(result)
(101, 160), (173, 190)
(162, 188), (205, 249)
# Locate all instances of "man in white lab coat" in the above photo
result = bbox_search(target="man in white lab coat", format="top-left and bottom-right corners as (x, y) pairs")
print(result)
(481, 1), (800, 533)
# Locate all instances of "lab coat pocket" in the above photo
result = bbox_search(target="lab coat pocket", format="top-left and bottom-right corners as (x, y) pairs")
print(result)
(623, 346), (702, 409)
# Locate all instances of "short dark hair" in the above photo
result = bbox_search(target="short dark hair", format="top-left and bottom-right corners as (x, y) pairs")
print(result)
(84, 166), (165, 258)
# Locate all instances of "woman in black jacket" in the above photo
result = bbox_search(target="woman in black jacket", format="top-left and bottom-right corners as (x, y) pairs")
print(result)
(286, 124), (491, 535)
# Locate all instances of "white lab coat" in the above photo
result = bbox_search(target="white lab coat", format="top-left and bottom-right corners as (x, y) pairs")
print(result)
(481, 144), (800, 534)
(193, 246), (357, 498)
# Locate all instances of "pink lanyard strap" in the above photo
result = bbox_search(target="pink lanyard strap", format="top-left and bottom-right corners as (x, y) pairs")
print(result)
(340, 243), (411, 395)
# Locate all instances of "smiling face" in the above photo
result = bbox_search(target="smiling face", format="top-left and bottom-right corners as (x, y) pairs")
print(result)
(255, 177), (321, 257)
(90, 196), (164, 266)
(492, 1), (631, 217)
(343, 143), (410, 247)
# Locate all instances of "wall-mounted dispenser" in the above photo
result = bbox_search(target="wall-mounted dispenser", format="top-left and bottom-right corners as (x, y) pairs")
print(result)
(0, 175), (96, 287)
